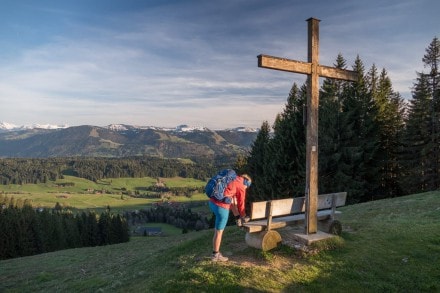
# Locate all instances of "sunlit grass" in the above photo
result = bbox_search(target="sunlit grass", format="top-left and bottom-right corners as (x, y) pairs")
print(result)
(1, 189), (439, 292)
(1, 175), (207, 212)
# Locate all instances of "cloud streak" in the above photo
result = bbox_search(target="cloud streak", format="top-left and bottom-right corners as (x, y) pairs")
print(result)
(0, 0), (439, 128)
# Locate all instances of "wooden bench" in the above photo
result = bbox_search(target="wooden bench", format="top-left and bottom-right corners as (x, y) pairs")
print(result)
(242, 192), (347, 251)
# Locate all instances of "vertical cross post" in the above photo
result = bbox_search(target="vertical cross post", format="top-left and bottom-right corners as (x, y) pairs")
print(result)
(257, 18), (358, 235)
(305, 18), (320, 234)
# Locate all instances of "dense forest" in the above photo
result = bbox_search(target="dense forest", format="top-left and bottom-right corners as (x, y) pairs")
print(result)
(0, 196), (130, 260)
(123, 203), (212, 233)
(243, 37), (440, 205)
(0, 156), (217, 185)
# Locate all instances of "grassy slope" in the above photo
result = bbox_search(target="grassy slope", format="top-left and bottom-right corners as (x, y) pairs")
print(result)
(1, 176), (207, 213)
(1, 192), (439, 292)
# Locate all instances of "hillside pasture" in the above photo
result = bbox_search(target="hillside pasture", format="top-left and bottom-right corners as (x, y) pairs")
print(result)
(0, 175), (208, 212)
(1, 192), (439, 292)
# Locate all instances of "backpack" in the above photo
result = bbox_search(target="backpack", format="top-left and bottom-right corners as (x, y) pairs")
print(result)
(205, 169), (237, 204)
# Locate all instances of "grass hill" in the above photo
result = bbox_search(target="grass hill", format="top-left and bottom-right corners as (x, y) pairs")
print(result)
(1, 192), (439, 292)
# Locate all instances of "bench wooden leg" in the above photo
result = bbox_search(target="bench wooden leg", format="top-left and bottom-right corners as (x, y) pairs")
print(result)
(318, 219), (342, 235)
(245, 230), (282, 251)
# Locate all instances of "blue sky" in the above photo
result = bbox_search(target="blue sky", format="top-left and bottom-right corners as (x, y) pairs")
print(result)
(0, 0), (439, 129)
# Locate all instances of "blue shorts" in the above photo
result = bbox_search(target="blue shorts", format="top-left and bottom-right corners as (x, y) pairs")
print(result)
(209, 201), (230, 230)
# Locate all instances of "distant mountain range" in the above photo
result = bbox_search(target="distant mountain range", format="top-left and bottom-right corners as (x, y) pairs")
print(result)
(0, 122), (70, 131)
(0, 122), (259, 159)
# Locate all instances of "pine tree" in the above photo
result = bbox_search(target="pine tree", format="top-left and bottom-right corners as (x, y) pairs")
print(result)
(400, 74), (432, 193)
(98, 211), (112, 245)
(319, 54), (351, 193)
(369, 67), (405, 197)
(339, 56), (381, 202)
(422, 37), (440, 101)
(246, 120), (272, 201)
(267, 83), (306, 198)
(423, 37), (440, 189)
(401, 37), (440, 193)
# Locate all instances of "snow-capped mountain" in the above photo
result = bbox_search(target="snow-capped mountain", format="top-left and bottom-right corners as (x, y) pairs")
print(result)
(174, 124), (208, 132)
(1, 122), (258, 133)
(0, 122), (69, 131)
(0, 122), (18, 130)
(105, 124), (257, 133)
(0, 123), (258, 158)
(227, 126), (258, 133)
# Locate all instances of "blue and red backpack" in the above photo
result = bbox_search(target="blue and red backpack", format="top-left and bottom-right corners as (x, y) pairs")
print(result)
(205, 169), (237, 204)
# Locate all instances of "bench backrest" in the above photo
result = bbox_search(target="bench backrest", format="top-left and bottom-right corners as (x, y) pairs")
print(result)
(250, 192), (347, 220)
(318, 192), (347, 210)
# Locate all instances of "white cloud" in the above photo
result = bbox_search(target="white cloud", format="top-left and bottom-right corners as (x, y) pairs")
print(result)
(1, 0), (439, 128)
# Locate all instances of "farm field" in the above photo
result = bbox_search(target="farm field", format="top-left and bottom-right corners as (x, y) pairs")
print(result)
(0, 175), (208, 212)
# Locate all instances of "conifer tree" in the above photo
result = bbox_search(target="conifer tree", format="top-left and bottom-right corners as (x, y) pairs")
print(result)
(423, 37), (440, 189)
(401, 38), (440, 193)
(339, 56), (381, 202)
(62, 212), (81, 249)
(422, 37), (440, 101)
(246, 120), (272, 201)
(367, 66), (406, 197)
(319, 54), (351, 193)
(98, 211), (112, 245)
(110, 214), (129, 243)
(400, 74), (432, 193)
(267, 83), (306, 198)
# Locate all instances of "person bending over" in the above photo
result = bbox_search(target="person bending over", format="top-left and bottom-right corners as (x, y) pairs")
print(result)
(208, 174), (251, 262)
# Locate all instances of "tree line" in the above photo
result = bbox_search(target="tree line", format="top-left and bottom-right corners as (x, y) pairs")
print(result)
(243, 37), (440, 204)
(0, 156), (217, 185)
(132, 185), (204, 199)
(0, 195), (129, 260)
(124, 203), (212, 233)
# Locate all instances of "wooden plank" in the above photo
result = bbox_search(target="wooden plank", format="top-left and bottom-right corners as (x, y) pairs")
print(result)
(266, 201), (273, 230)
(305, 17), (320, 235)
(318, 65), (358, 81)
(272, 197), (305, 216)
(317, 192), (347, 210)
(258, 54), (311, 75)
(250, 197), (305, 220)
(250, 200), (273, 220)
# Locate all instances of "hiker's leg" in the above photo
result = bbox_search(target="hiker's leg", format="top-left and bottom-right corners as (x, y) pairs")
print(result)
(209, 201), (229, 252)
(213, 229), (224, 252)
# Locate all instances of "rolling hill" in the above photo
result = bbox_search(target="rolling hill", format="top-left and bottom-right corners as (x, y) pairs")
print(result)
(0, 124), (258, 159)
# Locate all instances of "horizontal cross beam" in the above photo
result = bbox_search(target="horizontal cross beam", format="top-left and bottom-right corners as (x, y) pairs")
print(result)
(258, 54), (358, 82)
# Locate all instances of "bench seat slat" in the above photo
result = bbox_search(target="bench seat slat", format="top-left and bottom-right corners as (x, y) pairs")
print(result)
(243, 210), (341, 233)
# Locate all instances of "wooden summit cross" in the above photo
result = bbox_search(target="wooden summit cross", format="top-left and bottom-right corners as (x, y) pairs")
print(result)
(258, 17), (358, 235)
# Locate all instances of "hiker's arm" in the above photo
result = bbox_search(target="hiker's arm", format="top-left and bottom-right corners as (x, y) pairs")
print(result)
(235, 187), (246, 217)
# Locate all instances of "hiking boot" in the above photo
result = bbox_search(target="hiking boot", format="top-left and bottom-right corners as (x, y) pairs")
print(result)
(211, 252), (228, 262)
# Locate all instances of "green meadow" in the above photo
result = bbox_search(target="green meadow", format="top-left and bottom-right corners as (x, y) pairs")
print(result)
(1, 175), (207, 213)
(1, 190), (439, 292)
